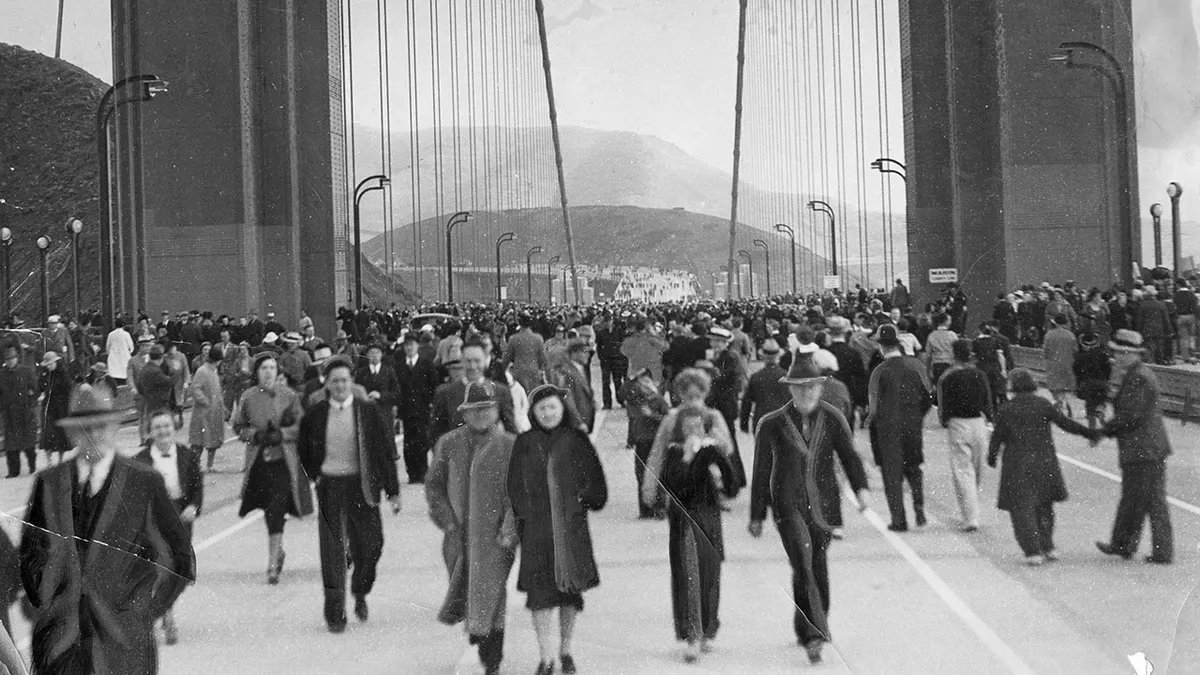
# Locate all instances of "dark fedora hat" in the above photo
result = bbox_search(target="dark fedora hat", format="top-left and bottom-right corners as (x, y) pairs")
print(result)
(779, 349), (826, 386)
(876, 324), (901, 347)
(457, 380), (500, 411)
(57, 384), (127, 429)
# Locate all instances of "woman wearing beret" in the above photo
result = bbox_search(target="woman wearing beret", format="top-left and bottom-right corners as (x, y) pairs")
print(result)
(508, 384), (607, 675)
(234, 352), (312, 584)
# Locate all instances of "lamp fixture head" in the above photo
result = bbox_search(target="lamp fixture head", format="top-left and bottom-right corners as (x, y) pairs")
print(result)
(68, 218), (83, 234)
(36, 236), (51, 250)
(1150, 203), (1163, 218)
(1168, 182), (1183, 200)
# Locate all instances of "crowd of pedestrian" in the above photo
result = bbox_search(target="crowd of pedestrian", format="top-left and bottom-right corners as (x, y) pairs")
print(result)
(0, 283), (1181, 674)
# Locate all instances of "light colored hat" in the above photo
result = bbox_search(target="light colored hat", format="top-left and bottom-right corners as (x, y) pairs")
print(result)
(457, 380), (500, 411)
(1108, 329), (1145, 354)
(40, 351), (61, 367)
(263, 331), (279, 344)
(708, 327), (733, 341)
(47, 314), (61, 324)
(282, 331), (302, 344)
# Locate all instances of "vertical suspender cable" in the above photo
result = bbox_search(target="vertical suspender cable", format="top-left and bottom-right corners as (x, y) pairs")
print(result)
(832, 0), (848, 290)
(726, 0), (749, 300)
(879, 0), (896, 283)
(406, 0), (422, 299)
(850, 0), (870, 289)
(378, 0), (395, 305)
(534, 0), (581, 304)
(345, 0), (359, 306)
(873, 0), (890, 285)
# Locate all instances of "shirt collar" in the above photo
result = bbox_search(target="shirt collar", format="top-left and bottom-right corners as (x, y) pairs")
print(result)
(329, 395), (353, 410)
(77, 450), (116, 483)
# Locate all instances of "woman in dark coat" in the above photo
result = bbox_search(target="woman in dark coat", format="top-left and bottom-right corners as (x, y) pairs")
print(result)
(660, 406), (739, 663)
(38, 352), (73, 463)
(1072, 332), (1112, 429)
(704, 348), (748, 489)
(508, 384), (607, 675)
(987, 368), (1095, 566)
(234, 352), (311, 584)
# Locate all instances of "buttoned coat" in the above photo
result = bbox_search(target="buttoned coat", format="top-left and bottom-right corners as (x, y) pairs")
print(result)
(987, 393), (1090, 511)
(188, 362), (226, 449)
(1104, 363), (1172, 466)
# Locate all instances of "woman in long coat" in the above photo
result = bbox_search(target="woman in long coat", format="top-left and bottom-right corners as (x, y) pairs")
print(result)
(234, 352), (312, 584)
(38, 352), (73, 463)
(189, 346), (227, 471)
(659, 406), (739, 663)
(508, 384), (607, 675)
(987, 368), (1094, 566)
(425, 384), (517, 675)
(163, 342), (191, 426)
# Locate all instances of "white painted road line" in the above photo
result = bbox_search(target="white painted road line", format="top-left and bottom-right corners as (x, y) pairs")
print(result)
(194, 511), (263, 554)
(848, 485), (1037, 675)
(1058, 453), (1200, 518)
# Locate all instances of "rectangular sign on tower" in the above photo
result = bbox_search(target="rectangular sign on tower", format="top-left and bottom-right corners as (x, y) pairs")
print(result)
(928, 268), (958, 284)
(822, 276), (840, 290)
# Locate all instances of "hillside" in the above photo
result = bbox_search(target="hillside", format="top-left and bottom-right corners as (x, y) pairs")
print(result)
(0, 43), (416, 321)
(353, 123), (907, 282)
(364, 204), (864, 296)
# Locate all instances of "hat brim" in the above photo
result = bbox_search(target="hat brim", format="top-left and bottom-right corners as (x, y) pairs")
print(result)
(56, 410), (127, 429)
(779, 375), (828, 386)
(457, 400), (499, 412)
(1108, 341), (1144, 353)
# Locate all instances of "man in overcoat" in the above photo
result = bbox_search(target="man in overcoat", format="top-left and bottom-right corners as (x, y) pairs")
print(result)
(866, 324), (932, 532)
(749, 347), (869, 665)
(1095, 329), (1175, 564)
(504, 314), (547, 394)
(430, 340), (517, 445)
(0, 345), (37, 477)
(298, 356), (402, 633)
(19, 384), (195, 673)
(425, 380), (518, 675)
(738, 339), (789, 435)
(549, 340), (596, 434)
(189, 346), (227, 471)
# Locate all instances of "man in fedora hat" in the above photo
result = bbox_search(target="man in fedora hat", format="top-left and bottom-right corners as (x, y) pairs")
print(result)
(866, 323), (933, 532)
(749, 346), (869, 664)
(739, 338), (789, 435)
(19, 383), (195, 673)
(298, 356), (401, 632)
(136, 343), (174, 442)
(621, 366), (670, 519)
(0, 345), (38, 477)
(1095, 329), (1175, 564)
(277, 332), (312, 390)
(425, 379), (518, 675)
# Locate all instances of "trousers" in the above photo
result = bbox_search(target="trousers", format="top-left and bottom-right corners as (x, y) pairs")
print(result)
(599, 362), (626, 408)
(1110, 461), (1173, 561)
(1008, 501), (1055, 556)
(317, 475), (384, 624)
(946, 417), (987, 527)
(876, 424), (925, 529)
(470, 630), (505, 670)
(633, 438), (657, 517)
(401, 415), (430, 482)
(4, 447), (34, 477)
(777, 516), (831, 644)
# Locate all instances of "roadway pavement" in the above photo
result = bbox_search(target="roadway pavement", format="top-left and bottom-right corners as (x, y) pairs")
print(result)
(3, 389), (1199, 674)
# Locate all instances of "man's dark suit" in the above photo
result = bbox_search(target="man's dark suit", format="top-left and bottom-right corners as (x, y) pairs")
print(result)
(20, 457), (195, 673)
(298, 398), (400, 626)
(739, 361), (789, 434)
(429, 378), (518, 446)
(827, 341), (868, 413)
(1103, 363), (1174, 561)
(0, 362), (37, 477)
(133, 444), (205, 537)
(397, 355), (439, 482)
(355, 364), (402, 437)
(867, 355), (932, 530)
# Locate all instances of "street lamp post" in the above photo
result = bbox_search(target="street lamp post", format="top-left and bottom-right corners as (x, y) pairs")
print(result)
(352, 174), (390, 309)
(525, 246), (543, 302)
(546, 255), (560, 303)
(869, 158), (907, 182)
(753, 238), (771, 297)
(738, 249), (753, 298)
(1150, 203), (1164, 267)
(67, 218), (82, 319)
(1168, 182), (1183, 275)
(0, 228), (11, 321)
(96, 74), (167, 327)
(808, 200), (838, 277)
(1050, 42), (1134, 286)
(36, 236), (51, 325)
(774, 223), (797, 295)
(444, 210), (471, 302)
(495, 232), (515, 303)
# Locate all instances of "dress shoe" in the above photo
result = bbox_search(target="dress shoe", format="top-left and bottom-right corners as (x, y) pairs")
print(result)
(1043, 549), (1059, 561)
(830, 527), (845, 540)
(534, 661), (556, 675)
(162, 615), (178, 645)
(915, 510), (927, 527)
(1025, 554), (1045, 567)
(1095, 542), (1132, 560)
(700, 638), (713, 653)
(1144, 555), (1173, 565)
(887, 523), (908, 532)
(354, 595), (369, 621)
(327, 617), (347, 634)
(560, 653), (576, 674)
(803, 638), (825, 664)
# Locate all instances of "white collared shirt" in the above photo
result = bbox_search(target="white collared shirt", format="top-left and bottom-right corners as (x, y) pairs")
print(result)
(370, 364), (380, 375)
(76, 451), (116, 497)
(329, 395), (354, 411)
(151, 443), (182, 500)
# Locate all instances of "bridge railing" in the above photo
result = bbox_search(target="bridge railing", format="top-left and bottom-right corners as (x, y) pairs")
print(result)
(1010, 346), (1200, 423)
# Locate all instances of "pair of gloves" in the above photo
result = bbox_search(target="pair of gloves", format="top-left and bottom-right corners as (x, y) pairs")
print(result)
(254, 421), (284, 448)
